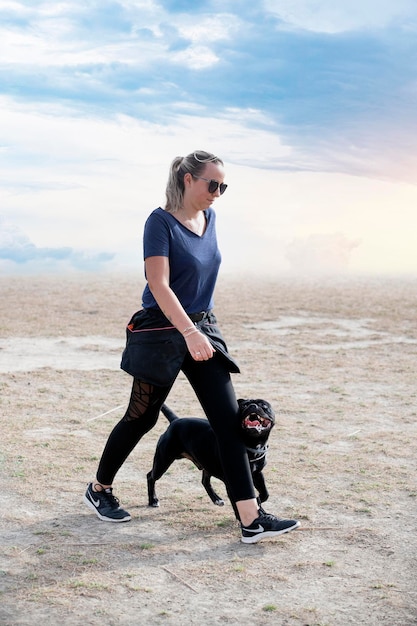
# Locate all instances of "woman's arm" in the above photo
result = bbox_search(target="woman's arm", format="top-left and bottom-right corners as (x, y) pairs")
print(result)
(145, 256), (215, 361)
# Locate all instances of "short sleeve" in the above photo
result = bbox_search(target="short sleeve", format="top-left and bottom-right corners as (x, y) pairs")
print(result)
(143, 209), (170, 260)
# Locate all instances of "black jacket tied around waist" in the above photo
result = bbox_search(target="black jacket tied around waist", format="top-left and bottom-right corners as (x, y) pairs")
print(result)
(120, 308), (240, 386)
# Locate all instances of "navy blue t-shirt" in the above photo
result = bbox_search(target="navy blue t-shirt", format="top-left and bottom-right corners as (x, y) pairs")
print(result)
(141, 207), (221, 314)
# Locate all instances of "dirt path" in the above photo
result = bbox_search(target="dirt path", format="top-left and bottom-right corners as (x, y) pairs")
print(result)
(1, 274), (416, 625)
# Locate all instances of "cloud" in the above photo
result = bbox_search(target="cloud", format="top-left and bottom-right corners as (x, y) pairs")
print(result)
(170, 45), (220, 70)
(265, 0), (417, 33)
(1, 1), (416, 188)
(0, 1), (417, 276)
(0, 220), (114, 271)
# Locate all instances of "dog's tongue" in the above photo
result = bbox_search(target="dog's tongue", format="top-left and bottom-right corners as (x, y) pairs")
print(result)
(243, 416), (264, 433)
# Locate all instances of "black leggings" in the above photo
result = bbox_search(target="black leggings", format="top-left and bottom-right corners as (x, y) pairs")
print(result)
(96, 352), (256, 504)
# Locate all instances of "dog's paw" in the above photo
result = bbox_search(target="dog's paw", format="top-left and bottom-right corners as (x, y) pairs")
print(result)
(214, 498), (225, 506)
(148, 498), (160, 507)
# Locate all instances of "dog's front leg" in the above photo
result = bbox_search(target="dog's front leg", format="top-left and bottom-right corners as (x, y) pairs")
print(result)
(146, 430), (179, 507)
(147, 471), (159, 507)
(253, 471), (269, 503)
(201, 470), (225, 506)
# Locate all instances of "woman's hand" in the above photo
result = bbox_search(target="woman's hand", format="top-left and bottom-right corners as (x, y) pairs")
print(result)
(184, 329), (215, 361)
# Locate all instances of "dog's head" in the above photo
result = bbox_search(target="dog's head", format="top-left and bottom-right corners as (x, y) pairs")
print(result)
(238, 398), (275, 443)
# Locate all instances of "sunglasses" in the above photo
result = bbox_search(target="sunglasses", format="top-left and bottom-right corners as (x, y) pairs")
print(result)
(192, 175), (228, 195)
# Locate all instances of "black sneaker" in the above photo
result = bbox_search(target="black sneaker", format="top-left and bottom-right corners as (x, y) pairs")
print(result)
(83, 483), (131, 522)
(241, 510), (300, 544)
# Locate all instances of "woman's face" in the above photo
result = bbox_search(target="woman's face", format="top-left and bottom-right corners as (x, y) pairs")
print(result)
(185, 162), (226, 210)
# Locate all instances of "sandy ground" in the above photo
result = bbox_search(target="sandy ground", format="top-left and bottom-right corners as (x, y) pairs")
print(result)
(0, 273), (416, 626)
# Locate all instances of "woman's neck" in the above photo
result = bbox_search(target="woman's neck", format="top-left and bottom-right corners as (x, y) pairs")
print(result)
(176, 206), (206, 236)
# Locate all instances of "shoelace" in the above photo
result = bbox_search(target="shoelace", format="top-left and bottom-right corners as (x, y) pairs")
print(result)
(257, 512), (279, 523)
(102, 488), (120, 508)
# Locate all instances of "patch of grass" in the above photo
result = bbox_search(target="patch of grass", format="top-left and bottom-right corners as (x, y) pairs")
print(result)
(216, 517), (233, 528)
(69, 580), (109, 591)
(233, 563), (245, 572)
(262, 604), (277, 612)
(12, 455), (26, 478)
(127, 584), (153, 592)
(329, 386), (345, 394)
(355, 507), (372, 515)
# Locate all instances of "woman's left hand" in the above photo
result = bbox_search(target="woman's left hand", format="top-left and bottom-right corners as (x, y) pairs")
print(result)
(184, 329), (216, 361)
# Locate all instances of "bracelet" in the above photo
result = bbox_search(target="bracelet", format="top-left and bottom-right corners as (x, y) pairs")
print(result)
(181, 325), (195, 335)
(183, 328), (199, 338)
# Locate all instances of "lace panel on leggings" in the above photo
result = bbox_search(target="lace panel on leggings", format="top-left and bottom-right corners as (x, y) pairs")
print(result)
(123, 379), (156, 422)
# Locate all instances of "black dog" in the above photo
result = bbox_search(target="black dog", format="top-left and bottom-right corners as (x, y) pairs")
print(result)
(147, 399), (275, 518)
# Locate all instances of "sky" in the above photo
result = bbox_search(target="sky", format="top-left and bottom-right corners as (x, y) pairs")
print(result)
(1, 0), (417, 277)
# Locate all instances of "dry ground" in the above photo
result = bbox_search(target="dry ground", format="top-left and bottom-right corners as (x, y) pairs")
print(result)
(0, 273), (416, 625)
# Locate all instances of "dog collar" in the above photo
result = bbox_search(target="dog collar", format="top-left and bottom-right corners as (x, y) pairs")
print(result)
(246, 443), (269, 461)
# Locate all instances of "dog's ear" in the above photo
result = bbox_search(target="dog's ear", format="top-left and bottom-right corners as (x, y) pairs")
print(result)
(237, 398), (244, 406)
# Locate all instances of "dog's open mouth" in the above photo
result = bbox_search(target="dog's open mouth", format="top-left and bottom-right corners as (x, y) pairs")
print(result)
(242, 413), (273, 433)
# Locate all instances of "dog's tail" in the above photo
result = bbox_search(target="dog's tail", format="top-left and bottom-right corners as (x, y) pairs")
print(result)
(160, 403), (179, 423)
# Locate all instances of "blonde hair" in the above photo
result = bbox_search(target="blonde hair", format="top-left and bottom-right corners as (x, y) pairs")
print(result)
(164, 150), (224, 213)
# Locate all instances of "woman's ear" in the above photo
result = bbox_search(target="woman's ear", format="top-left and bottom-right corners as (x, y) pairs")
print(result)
(183, 172), (193, 188)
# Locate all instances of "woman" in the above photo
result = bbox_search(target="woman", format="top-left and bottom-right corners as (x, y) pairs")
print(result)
(84, 150), (300, 543)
